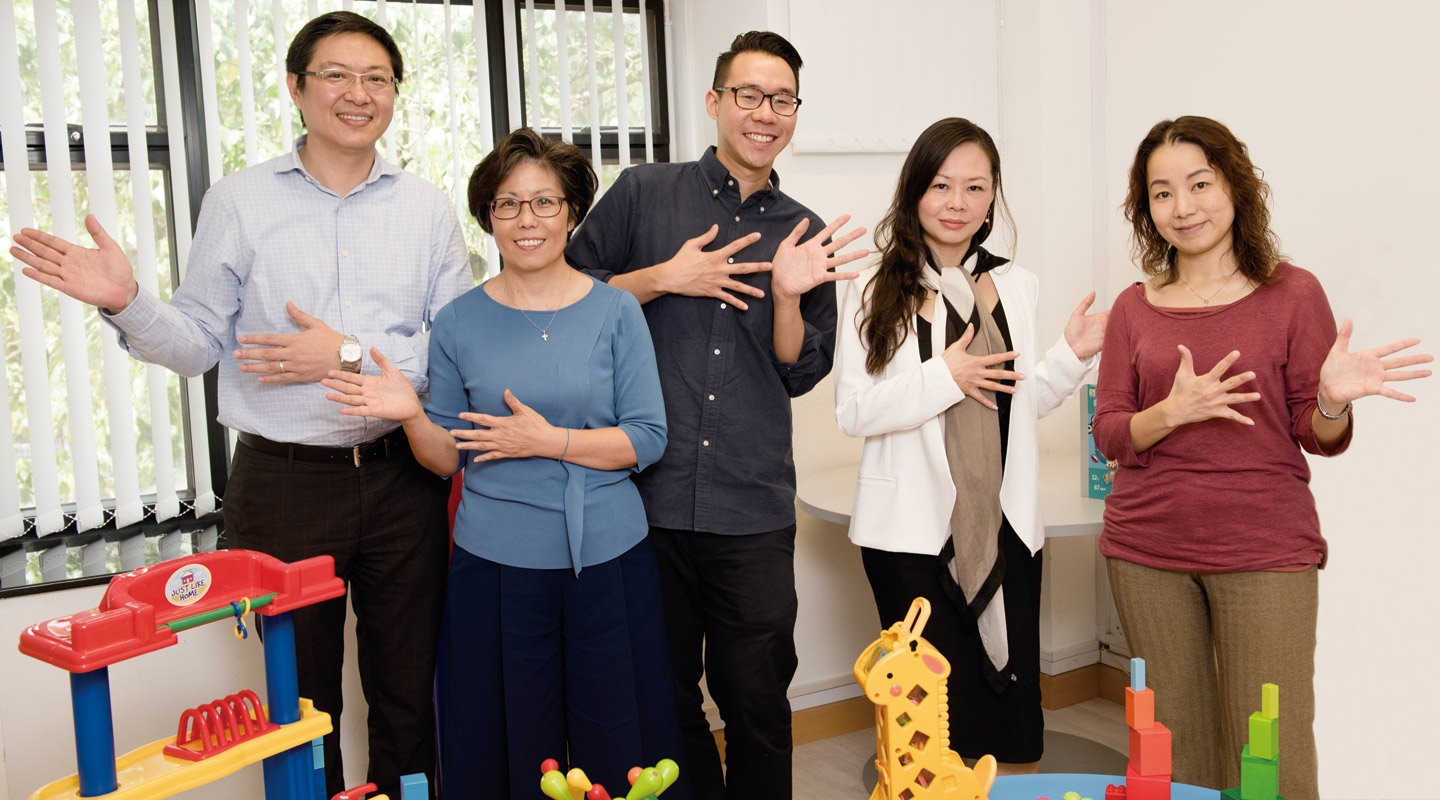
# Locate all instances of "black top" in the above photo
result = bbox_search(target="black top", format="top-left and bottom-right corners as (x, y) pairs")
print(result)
(566, 147), (834, 534)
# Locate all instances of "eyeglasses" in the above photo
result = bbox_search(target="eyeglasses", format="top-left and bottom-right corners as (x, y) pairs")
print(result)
(714, 86), (802, 117)
(298, 68), (399, 94)
(490, 196), (567, 220)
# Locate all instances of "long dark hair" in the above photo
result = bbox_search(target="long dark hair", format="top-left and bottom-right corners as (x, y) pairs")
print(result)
(860, 118), (1013, 375)
(1123, 116), (1284, 287)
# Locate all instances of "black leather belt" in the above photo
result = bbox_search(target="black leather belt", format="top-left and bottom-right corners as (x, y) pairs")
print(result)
(237, 429), (408, 468)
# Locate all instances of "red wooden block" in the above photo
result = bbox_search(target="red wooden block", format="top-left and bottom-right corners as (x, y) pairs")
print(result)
(1125, 764), (1171, 800)
(1129, 722), (1173, 777)
(1126, 687), (1155, 729)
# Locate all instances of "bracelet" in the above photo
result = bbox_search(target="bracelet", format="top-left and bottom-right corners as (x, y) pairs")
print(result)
(557, 428), (571, 462)
(1316, 394), (1351, 420)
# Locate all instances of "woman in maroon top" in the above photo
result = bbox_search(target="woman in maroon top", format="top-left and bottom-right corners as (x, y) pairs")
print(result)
(1093, 116), (1431, 800)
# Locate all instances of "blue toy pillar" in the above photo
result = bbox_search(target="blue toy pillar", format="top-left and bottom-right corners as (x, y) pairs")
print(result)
(71, 667), (119, 796)
(260, 611), (315, 800)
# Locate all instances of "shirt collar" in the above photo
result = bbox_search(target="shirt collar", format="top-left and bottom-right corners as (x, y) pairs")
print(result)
(274, 134), (401, 192)
(699, 145), (782, 201)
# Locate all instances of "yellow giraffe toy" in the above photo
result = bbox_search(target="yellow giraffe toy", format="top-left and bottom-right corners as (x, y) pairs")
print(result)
(854, 597), (997, 800)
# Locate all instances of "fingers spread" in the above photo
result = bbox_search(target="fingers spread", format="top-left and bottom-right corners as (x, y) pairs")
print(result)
(717, 231), (763, 258)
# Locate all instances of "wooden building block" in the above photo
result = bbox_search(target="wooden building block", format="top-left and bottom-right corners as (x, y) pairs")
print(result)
(1129, 722), (1172, 777)
(1261, 683), (1279, 720)
(1125, 687), (1155, 730)
(1248, 711), (1279, 760)
(1240, 745), (1279, 800)
(1124, 764), (1170, 800)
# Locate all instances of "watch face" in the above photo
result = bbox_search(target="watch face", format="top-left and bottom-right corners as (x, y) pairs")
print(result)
(340, 343), (362, 362)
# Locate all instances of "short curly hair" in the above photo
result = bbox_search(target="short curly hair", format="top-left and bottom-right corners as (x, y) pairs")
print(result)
(467, 128), (598, 235)
(1123, 116), (1284, 287)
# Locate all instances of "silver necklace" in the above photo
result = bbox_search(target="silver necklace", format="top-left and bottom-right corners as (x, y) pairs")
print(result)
(510, 272), (571, 341)
(1178, 268), (1240, 306)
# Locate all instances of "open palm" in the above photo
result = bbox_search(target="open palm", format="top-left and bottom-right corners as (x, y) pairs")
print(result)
(322, 348), (423, 422)
(1318, 319), (1433, 406)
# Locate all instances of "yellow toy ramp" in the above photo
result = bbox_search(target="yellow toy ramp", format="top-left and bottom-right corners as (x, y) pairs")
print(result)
(29, 699), (331, 800)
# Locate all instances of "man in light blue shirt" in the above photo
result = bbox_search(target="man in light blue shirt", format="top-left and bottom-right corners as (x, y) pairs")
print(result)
(12, 12), (470, 798)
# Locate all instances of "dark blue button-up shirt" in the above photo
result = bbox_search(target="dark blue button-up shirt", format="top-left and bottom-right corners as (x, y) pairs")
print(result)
(567, 147), (835, 534)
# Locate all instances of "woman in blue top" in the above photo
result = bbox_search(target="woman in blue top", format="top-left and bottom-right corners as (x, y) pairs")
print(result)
(323, 128), (681, 800)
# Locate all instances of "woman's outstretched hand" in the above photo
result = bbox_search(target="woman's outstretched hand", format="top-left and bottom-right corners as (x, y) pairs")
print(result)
(941, 324), (1023, 411)
(1317, 319), (1433, 411)
(322, 348), (422, 421)
(1161, 345), (1261, 427)
(1063, 291), (1108, 359)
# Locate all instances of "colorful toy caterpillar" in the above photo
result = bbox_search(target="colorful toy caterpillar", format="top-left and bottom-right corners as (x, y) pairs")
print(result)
(854, 597), (997, 800)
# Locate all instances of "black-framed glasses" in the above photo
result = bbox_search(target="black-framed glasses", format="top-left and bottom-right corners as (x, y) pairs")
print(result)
(490, 196), (567, 220)
(714, 86), (802, 117)
(298, 68), (399, 94)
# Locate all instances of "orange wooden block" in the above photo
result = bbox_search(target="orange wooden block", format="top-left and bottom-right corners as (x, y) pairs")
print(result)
(1125, 686), (1155, 729)
(1129, 722), (1172, 777)
(1125, 764), (1171, 800)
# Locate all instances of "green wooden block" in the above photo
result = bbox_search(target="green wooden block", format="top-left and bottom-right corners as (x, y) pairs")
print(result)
(1249, 711), (1279, 759)
(1221, 789), (1244, 800)
(1261, 683), (1279, 719)
(1240, 745), (1279, 800)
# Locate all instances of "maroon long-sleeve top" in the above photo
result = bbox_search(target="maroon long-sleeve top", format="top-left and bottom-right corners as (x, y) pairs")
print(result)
(1093, 264), (1350, 572)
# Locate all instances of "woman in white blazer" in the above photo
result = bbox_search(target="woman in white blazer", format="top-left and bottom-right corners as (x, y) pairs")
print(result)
(834, 118), (1105, 772)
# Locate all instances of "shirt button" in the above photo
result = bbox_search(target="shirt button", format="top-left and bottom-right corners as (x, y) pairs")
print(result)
(345, 301), (352, 308)
(712, 188), (719, 196)
(713, 349), (721, 355)
(733, 216), (740, 222)
(719, 303), (727, 309)
(760, 207), (766, 213)
(727, 180), (734, 186)
(342, 249), (349, 256)
(708, 394), (715, 401)
(727, 257), (735, 264)
(702, 440), (710, 446)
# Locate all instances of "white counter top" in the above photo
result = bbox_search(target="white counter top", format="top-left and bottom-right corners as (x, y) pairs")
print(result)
(796, 454), (1105, 537)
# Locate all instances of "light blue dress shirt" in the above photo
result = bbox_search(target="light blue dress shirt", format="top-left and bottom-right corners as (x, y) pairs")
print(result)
(426, 277), (667, 573)
(106, 136), (473, 446)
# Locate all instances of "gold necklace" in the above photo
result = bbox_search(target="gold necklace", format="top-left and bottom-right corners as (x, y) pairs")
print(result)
(1177, 268), (1241, 306)
(509, 271), (572, 341)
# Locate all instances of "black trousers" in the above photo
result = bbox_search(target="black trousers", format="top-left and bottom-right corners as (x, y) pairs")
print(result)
(225, 438), (450, 799)
(860, 523), (1045, 763)
(649, 525), (799, 800)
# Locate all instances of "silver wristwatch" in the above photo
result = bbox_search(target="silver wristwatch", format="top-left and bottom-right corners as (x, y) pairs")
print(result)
(339, 334), (362, 373)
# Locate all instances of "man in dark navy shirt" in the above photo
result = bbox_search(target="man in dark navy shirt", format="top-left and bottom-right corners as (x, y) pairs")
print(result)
(567, 30), (867, 800)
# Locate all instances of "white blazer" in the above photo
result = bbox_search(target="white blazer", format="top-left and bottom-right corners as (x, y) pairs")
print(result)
(834, 260), (1095, 556)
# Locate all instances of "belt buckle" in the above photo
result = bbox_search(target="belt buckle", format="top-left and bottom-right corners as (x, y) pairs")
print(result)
(352, 436), (392, 468)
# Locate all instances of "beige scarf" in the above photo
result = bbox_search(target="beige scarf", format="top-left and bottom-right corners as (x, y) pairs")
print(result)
(921, 256), (1012, 689)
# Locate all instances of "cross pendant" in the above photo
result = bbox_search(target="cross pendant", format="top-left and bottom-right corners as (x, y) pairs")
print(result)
(541, 332), (548, 341)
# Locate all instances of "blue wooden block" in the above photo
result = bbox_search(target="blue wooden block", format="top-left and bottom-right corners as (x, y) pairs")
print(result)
(1131, 657), (1146, 691)
(401, 773), (429, 800)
